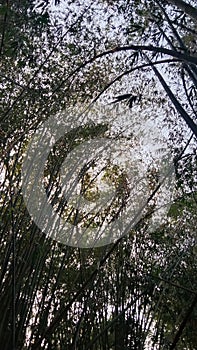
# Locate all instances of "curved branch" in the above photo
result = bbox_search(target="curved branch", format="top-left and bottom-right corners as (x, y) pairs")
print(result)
(1, 44), (197, 124)
(94, 45), (197, 65)
(90, 58), (180, 106)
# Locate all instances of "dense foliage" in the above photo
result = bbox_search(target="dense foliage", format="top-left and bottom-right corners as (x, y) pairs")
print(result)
(0, 0), (196, 349)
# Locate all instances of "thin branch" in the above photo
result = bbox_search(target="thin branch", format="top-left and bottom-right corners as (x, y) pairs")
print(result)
(3, 58), (181, 156)
(146, 55), (197, 137)
(0, 10), (87, 123)
(1, 45), (197, 124)
(166, 0), (197, 21)
(170, 293), (197, 349)
(155, 276), (197, 295)
(31, 138), (192, 349)
(156, 1), (197, 87)
(181, 68), (197, 117)
(86, 291), (146, 349)
(156, 1), (187, 49)
(90, 58), (180, 106)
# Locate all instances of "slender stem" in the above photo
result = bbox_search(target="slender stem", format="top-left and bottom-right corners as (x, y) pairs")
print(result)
(166, 0), (197, 21)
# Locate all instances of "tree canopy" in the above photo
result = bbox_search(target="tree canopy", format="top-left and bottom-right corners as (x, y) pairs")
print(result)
(0, 0), (196, 349)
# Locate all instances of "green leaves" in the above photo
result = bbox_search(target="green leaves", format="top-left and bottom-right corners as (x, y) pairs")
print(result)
(168, 193), (197, 219)
(0, 4), (8, 16)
